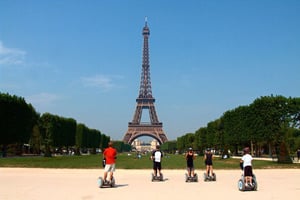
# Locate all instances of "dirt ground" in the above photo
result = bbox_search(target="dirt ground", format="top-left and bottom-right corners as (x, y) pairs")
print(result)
(0, 168), (299, 200)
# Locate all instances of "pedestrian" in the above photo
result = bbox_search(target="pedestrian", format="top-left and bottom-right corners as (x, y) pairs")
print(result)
(185, 147), (195, 177)
(151, 145), (163, 177)
(103, 141), (117, 183)
(204, 148), (214, 177)
(240, 147), (253, 187)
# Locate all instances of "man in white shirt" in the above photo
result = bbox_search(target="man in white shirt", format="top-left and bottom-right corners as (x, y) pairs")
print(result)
(240, 147), (253, 187)
(151, 145), (163, 177)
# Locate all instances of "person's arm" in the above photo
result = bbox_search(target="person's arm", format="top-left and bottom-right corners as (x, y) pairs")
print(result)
(239, 161), (243, 170)
(150, 151), (154, 160)
(103, 149), (106, 159)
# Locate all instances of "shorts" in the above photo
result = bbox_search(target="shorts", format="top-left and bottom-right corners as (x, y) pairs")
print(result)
(244, 166), (253, 176)
(205, 161), (213, 166)
(153, 161), (162, 170)
(104, 163), (116, 172)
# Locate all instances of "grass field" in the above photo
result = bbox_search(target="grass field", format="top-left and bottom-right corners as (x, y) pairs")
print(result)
(0, 153), (299, 169)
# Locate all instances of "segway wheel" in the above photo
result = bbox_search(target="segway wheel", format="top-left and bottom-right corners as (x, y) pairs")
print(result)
(238, 179), (245, 191)
(194, 173), (198, 182)
(97, 177), (104, 188)
(212, 173), (216, 181)
(203, 173), (208, 181)
(151, 173), (154, 182)
(252, 180), (257, 191)
(185, 173), (188, 182)
(252, 174), (257, 190)
(110, 177), (116, 187)
(160, 173), (163, 181)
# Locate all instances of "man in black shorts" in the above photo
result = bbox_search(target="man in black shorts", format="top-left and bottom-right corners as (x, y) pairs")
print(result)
(185, 147), (195, 177)
(204, 148), (214, 177)
(151, 145), (163, 177)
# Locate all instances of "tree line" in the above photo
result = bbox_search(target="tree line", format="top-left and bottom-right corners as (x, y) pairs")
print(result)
(173, 95), (300, 163)
(1, 92), (300, 163)
(0, 92), (118, 157)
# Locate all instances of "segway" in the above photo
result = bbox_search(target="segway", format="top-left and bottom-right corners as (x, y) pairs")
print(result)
(203, 172), (216, 181)
(185, 173), (198, 182)
(97, 176), (116, 188)
(98, 158), (116, 188)
(203, 168), (216, 181)
(238, 163), (257, 191)
(151, 173), (164, 181)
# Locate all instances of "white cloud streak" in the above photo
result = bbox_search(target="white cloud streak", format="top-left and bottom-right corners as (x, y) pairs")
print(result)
(26, 92), (60, 107)
(81, 75), (116, 91)
(0, 40), (26, 65)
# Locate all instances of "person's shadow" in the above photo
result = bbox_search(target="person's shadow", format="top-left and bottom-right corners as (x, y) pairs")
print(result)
(99, 184), (129, 189)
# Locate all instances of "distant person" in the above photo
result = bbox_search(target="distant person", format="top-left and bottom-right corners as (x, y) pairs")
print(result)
(185, 147), (195, 177)
(151, 145), (163, 177)
(103, 141), (117, 183)
(240, 147), (253, 187)
(297, 148), (300, 162)
(204, 148), (214, 177)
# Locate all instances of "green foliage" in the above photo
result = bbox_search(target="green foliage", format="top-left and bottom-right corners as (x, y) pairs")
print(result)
(0, 92), (110, 157)
(0, 92), (39, 145)
(161, 140), (177, 153)
(181, 95), (300, 164)
(112, 141), (132, 152)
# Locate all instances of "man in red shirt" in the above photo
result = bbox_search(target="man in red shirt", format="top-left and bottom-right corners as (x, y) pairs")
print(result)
(103, 141), (117, 183)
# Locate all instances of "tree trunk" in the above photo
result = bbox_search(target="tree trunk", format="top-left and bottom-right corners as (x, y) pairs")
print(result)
(277, 142), (292, 164)
(44, 143), (52, 157)
(268, 142), (272, 158)
(251, 140), (254, 156)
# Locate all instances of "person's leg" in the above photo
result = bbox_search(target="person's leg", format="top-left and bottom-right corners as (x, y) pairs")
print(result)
(153, 162), (157, 176)
(104, 171), (108, 181)
(206, 165), (209, 176)
(191, 167), (194, 177)
(187, 167), (191, 177)
(109, 172), (113, 181)
(103, 164), (109, 182)
(210, 165), (213, 175)
(158, 162), (162, 176)
(249, 167), (253, 186)
(109, 164), (115, 180)
(243, 169), (247, 185)
(244, 166), (252, 186)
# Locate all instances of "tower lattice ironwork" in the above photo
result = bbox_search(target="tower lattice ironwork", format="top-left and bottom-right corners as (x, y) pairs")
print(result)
(123, 20), (168, 144)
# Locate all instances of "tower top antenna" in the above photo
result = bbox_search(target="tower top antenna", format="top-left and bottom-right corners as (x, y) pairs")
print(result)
(145, 16), (148, 26)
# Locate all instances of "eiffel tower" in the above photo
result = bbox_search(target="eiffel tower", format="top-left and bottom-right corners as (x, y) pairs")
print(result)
(123, 19), (168, 144)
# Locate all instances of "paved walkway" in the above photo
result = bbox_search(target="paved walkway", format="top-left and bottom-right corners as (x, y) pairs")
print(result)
(0, 168), (299, 200)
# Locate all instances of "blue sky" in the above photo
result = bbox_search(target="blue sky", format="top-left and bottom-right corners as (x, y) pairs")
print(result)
(1, 0), (299, 141)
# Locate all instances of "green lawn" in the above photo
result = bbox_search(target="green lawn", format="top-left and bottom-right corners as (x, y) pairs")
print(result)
(0, 153), (299, 169)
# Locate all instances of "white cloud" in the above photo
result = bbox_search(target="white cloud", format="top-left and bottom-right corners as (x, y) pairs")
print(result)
(26, 92), (60, 107)
(0, 40), (26, 65)
(81, 74), (116, 91)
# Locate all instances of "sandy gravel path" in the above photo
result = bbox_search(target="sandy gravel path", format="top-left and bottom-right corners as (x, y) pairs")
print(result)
(0, 168), (299, 200)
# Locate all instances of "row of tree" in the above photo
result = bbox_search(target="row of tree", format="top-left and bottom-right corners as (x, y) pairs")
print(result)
(174, 95), (300, 163)
(2, 92), (300, 164)
(0, 93), (113, 157)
